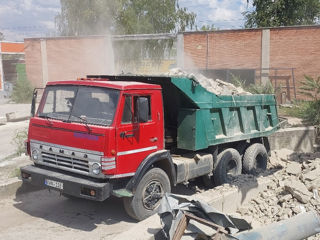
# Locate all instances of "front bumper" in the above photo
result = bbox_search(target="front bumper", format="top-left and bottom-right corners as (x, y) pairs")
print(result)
(20, 165), (112, 201)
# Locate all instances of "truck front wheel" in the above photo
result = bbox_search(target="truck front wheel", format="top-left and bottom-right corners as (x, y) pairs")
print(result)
(123, 167), (171, 221)
(213, 148), (242, 185)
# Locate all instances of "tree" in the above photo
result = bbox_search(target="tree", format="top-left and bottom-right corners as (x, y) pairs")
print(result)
(0, 32), (4, 41)
(244, 0), (320, 28)
(197, 24), (216, 31)
(55, 0), (196, 36)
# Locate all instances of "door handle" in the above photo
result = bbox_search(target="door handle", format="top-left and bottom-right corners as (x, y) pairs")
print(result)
(150, 137), (158, 142)
(120, 132), (135, 138)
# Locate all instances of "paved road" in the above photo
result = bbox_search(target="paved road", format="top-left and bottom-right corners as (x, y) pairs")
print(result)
(0, 189), (137, 240)
(0, 120), (29, 161)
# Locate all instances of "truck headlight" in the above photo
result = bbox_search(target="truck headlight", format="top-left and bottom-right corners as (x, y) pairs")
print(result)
(92, 163), (101, 175)
(32, 149), (39, 160)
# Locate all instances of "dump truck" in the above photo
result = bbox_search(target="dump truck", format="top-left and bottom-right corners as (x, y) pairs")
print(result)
(20, 75), (279, 221)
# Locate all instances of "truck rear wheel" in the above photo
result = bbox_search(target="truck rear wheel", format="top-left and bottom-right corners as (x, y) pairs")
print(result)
(242, 143), (268, 174)
(213, 148), (242, 185)
(123, 167), (171, 221)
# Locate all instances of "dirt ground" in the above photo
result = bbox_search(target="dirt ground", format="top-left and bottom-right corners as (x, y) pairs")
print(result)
(0, 189), (137, 240)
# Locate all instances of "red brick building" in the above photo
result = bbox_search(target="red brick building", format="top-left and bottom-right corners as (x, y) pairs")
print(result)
(0, 41), (25, 93)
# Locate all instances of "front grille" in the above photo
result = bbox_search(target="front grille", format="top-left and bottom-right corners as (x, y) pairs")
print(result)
(41, 151), (89, 173)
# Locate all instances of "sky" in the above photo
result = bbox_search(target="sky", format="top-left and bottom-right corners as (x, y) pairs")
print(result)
(0, 0), (253, 42)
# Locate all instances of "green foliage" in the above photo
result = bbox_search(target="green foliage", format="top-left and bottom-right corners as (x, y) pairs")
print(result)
(298, 75), (320, 126)
(230, 73), (277, 94)
(247, 81), (276, 94)
(280, 75), (320, 126)
(11, 64), (33, 103)
(11, 128), (28, 156)
(10, 168), (21, 178)
(230, 73), (247, 89)
(244, 0), (320, 28)
(299, 75), (320, 101)
(304, 101), (320, 125)
(278, 100), (309, 118)
(56, 0), (195, 67)
(56, 0), (196, 36)
(198, 24), (216, 31)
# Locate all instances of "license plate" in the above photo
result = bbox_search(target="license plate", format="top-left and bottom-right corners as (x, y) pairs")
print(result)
(45, 179), (63, 190)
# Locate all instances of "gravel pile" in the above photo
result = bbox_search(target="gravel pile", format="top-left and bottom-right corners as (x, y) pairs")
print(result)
(235, 150), (320, 239)
(167, 68), (250, 95)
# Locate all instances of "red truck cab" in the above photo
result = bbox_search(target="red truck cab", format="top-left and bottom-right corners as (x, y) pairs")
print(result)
(22, 78), (175, 220)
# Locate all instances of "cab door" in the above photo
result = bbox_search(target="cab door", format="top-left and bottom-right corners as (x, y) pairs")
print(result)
(116, 92), (162, 175)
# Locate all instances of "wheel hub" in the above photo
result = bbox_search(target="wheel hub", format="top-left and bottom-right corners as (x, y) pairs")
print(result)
(142, 180), (164, 210)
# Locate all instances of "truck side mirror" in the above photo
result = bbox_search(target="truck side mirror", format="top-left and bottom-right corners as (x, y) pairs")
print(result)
(31, 89), (38, 117)
(137, 97), (149, 123)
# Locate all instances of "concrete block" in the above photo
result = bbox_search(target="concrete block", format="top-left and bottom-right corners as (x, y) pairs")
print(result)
(5, 111), (30, 122)
(269, 127), (315, 152)
(0, 177), (22, 199)
(6, 112), (16, 121)
(0, 116), (7, 125)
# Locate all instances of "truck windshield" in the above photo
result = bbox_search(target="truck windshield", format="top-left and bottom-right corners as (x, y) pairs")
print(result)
(38, 85), (119, 126)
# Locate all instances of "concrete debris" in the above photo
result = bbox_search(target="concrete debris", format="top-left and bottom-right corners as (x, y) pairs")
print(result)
(285, 162), (302, 175)
(284, 180), (312, 204)
(167, 68), (251, 96)
(237, 151), (320, 240)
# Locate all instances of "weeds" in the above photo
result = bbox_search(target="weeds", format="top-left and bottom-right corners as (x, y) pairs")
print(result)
(299, 75), (320, 126)
(10, 168), (21, 178)
(230, 74), (277, 94)
(11, 64), (33, 103)
(11, 128), (28, 156)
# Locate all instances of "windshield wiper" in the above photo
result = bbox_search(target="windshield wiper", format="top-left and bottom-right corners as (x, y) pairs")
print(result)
(39, 113), (54, 126)
(69, 114), (92, 133)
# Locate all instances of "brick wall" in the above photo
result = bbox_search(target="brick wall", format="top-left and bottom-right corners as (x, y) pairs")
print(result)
(184, 30), (262, 70)
(25, 36), (114, 88)
(183, 26), (320, 100)
(24, 39), (42, 88)
(270, 27), (320, 99)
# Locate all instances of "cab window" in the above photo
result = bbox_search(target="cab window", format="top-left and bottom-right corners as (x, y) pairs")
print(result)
(121, 95), (133, 124)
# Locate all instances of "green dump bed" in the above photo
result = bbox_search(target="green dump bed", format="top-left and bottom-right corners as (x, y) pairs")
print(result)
(90, 75), (279, 151)
(170, 77), (279, 151)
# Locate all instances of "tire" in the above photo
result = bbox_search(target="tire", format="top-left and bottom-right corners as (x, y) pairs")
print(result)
(213, 148), (242, 185)
(123, 168), (171, 221)
(242, 143), (268, 174)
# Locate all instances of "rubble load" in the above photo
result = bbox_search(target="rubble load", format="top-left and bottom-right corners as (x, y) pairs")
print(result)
(235, 150), (320, 239)
(167, 68), (250, 96)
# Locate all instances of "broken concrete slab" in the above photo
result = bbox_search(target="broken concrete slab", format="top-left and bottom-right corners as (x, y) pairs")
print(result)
(303, 169), (320, 182)
(285, 162), (302, 175)
(284, 179), (312, 204)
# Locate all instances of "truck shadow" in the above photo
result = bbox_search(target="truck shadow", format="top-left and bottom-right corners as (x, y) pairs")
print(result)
(13, 187), (135, 232)
(13, 163), (286, 232)
(172, 166), (283, 207)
